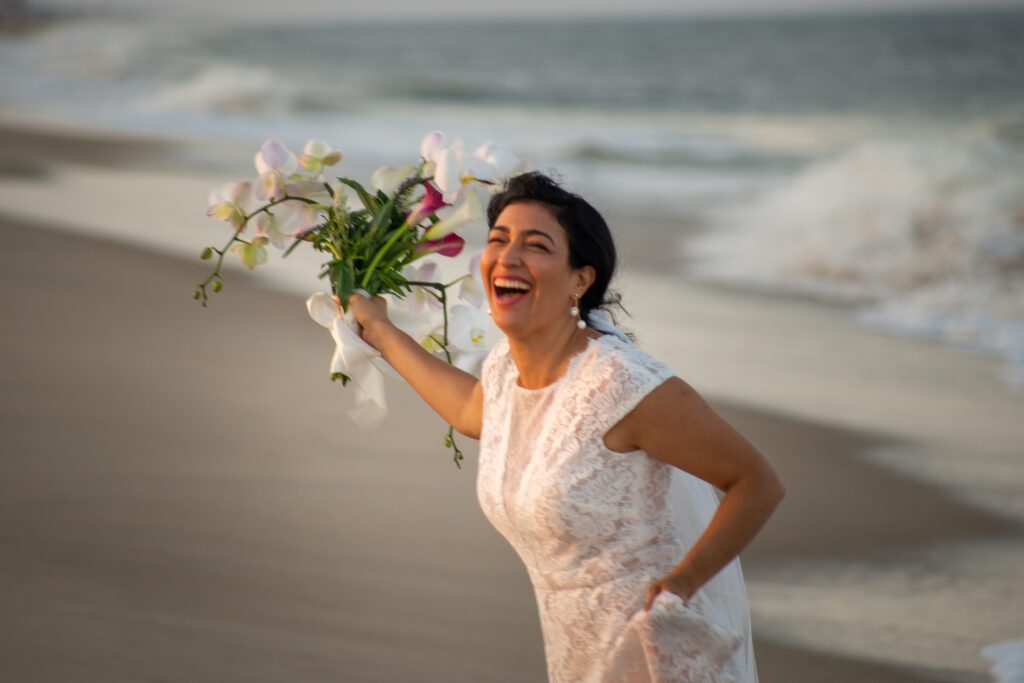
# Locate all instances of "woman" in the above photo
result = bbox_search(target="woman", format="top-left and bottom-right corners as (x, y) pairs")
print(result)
(349, 172), (785, 683)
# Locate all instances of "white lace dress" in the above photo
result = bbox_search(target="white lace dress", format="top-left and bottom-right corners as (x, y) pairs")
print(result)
(477, 333), (758, 683)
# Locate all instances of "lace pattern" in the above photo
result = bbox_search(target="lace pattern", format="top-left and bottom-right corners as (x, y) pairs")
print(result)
(477, 334), (753, 682)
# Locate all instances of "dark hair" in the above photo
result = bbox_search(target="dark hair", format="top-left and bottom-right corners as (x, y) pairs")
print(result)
(486, 171), (628, 332)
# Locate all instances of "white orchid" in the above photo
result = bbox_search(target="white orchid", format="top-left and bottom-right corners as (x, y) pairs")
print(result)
(396, 261), (443, 315)
(286, 177), (332, 206)
(432, 142), (463, 202)
(252, 211), (288, 249)
(270, 178), (330, 238)
(410, 319), (447, 355)
(298, 139), (342, 175)
(274, 201), (327, 239)
(474, 140), (525, 180)
(231, 235), (269, 269)
(448, 304), (500, 374)
(459, 252), (486, 308)
(420, 130), (447, 165)
(371, 165), (417, 198)
(254, 139), (299, 201)
(422, 131), (523, 203)
(207, 181), (253, 230)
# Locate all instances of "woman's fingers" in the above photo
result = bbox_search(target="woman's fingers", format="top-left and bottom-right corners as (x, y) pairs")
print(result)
(346, 292), (391, 344)
(644, 577), (691, 611)
(644, 581), (663, 612)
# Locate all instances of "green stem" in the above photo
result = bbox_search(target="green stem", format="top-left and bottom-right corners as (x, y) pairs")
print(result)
(196, 194), (325, 306)
(444, 274), (471, 289)
(407, 280), (464, 468)
(360, 219), (411, 290)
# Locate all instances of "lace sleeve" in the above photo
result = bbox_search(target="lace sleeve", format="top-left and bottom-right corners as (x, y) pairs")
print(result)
(585, 337), (676, 440)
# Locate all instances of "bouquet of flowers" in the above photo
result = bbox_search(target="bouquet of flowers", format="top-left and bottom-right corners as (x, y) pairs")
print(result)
(197, 131), (523, 465)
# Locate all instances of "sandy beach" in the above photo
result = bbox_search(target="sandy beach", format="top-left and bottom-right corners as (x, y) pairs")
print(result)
(1, 121), (1021, 682)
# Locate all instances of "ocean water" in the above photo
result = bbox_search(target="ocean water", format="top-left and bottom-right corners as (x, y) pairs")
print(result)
(2, 9), (1023, 388)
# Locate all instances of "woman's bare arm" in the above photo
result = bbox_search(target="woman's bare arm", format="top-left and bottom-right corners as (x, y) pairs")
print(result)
(348, 293), (483, 438)
(606, 377), (785, 607)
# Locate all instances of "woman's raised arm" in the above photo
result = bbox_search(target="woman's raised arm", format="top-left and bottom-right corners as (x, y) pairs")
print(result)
(347, 293), (484, 439)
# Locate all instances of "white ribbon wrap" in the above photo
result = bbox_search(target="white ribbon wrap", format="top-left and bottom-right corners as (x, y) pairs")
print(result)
(306, 292), (393, 429)
(588, 308), (631, 344)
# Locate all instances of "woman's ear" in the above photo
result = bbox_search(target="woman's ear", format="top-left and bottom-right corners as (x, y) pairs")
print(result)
(575, 265), (597, 297)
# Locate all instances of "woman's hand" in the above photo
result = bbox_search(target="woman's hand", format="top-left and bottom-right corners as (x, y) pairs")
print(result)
(329, 290), (483, 439)
(333, 291), (393, 351)
(644, 573), (694, 612)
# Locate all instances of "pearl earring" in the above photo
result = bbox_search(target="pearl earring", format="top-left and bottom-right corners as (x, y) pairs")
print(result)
(571, 294), (586, 329)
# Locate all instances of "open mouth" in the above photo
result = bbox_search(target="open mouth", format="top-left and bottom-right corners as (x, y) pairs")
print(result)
(493, 277), (532, 303)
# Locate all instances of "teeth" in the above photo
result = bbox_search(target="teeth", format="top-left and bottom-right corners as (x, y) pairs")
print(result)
(494, 278), (531, 291)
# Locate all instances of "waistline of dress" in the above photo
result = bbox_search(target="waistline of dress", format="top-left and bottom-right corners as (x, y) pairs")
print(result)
(529, 547), (682, 594)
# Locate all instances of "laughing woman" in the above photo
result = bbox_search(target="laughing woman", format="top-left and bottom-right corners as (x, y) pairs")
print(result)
(348, 171), (784, 683)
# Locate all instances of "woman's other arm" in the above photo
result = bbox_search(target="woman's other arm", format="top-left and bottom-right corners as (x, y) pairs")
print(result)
(606, 377), (785, 608)
(347, 293), (483, 439)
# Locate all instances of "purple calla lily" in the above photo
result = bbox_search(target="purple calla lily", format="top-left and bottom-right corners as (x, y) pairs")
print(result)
(408, 182), (447, 227)
(415, 232), (465, 258)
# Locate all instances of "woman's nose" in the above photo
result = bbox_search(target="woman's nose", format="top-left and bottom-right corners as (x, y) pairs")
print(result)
(497, 240), (524, 267)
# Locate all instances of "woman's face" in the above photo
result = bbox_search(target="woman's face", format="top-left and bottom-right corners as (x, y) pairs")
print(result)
(480, 200), (593, 340)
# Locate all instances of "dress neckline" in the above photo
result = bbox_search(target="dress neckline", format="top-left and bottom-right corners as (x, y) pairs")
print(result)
(512, 335), (604, 394)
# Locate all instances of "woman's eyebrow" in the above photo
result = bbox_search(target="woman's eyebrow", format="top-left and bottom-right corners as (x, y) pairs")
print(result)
(524, 229), (555, 245)
(490, 225), (555, 245)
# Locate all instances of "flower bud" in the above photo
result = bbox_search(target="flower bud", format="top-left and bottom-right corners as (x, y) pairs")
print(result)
(193, 289), (202, 300)
(200, 247), (214, 260)
(212, 280), (223, 293)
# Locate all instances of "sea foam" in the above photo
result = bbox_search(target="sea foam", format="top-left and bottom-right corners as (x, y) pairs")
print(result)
(688, 125), (1024, 390)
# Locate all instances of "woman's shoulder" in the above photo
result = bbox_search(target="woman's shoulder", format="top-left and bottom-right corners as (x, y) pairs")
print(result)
(568, 334), (678, 437)
(588, 333), (676, 384)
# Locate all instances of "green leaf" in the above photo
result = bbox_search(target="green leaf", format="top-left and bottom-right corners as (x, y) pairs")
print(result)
(367, 193), (399, 244)
(283, 235), (305, 258)
(336, 178), (379, 214)
(329, 260), (355, 306)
